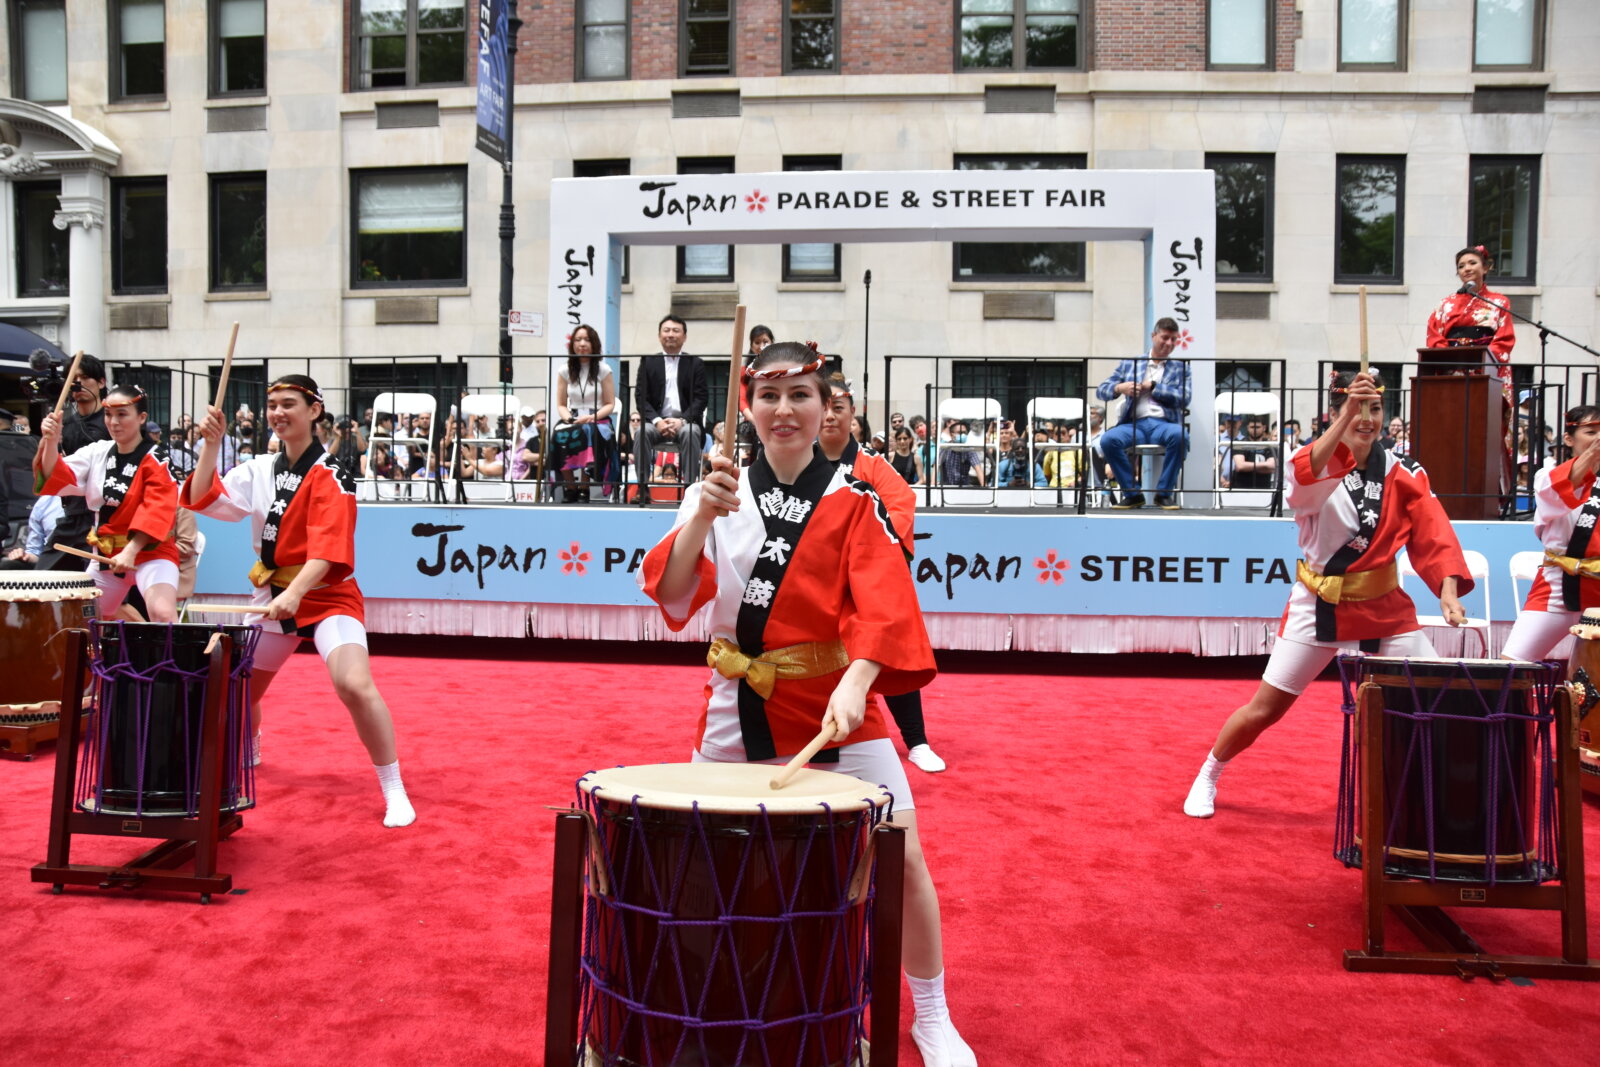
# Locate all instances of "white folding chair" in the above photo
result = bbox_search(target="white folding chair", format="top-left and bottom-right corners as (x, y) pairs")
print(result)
(1026, 397), (1084, 508)
(451, 392), (522, 503)
(367, 392), (436, 501)
(1213, 390), (1282, 510)
(1401, 548), (1492, 656)
(933, 397), (1001, 506)
(1509, 550), (1544, 615)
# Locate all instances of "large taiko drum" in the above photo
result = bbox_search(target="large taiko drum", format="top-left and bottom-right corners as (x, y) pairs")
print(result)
(1565, 610), (1600, 792)
(0, 570), (98, 716)
(576, 763), (891, 1067)
(78, 621), (260, 817)
(1336, 656), (1562, 885)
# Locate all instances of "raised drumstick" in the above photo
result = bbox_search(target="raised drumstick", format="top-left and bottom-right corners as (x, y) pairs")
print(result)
(724, 305), (747, 461)
(51, 542), (118, 567)
(770, 724), (838, 790)
(1358, 285), (1369, 376)
(211, 321), (241, 413)
(186, 603), (271, 615)
(52, 350), (85, 419)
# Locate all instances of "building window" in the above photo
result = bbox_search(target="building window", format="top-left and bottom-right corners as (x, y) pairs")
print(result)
(1208, 0), (1271, 69)
(953, 360), (1083, 428)
(958, 0), (1084, 71)
(1469, 156), (1538, 286)
(577, 0), (629, 80)
(1474, 0), (1543, 70)
(351, 167), (467, 288)
(1335, 156), (1404, 284)
(1209, 154), (1274, 282)
(112, 0), (167, 100)
(783, 156), (842, 282)
(682, 0), (733, 76)
(211, 0), (266, 95)
(15, 181), (68, 297)
(786, 0), (838, 73)
(210, 172), (267, 291)
(11, 1), (67, 104)
(112, 178), (168, 295)
(952, 154), (1086, 282)
(353, 0), (467, 90)
(676, 158), (735, 283)
(1339, 0), (1406, 71)
(573, 159), (631, 284)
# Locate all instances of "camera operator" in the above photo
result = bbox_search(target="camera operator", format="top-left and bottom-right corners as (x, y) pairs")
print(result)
(34, 354), (110, 572)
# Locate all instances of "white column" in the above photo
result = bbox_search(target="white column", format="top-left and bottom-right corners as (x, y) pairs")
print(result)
(53, 168), (108, 358)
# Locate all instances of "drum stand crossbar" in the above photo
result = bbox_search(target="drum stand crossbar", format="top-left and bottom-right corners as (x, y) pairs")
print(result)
(1341, 672), (1600, 980)
(31, 629), (242, 905)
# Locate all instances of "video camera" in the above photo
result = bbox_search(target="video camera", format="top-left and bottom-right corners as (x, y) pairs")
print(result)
(20, 349), (65, 402)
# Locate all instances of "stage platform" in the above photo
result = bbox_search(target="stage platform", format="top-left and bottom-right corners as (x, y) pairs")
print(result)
(188, 501), (1530, 656)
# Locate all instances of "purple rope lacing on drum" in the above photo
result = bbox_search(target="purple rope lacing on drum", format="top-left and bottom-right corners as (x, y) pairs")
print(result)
(571, 773), (881, 1067)
(1334, 656), (1560, 885)
(78, 621), (260, 817)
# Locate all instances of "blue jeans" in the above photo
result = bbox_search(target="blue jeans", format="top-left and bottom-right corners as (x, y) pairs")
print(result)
(1098, 418), (1187, 496)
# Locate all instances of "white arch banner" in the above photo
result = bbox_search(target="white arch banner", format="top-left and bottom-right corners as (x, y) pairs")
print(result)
(546, 169), (1218, 482)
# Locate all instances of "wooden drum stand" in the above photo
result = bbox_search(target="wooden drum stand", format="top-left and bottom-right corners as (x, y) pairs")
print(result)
(1344, 679), (1600, 980)
(31, 629), (242, 904)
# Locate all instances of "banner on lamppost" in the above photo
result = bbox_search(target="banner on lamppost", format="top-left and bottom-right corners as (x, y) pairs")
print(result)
(474, 0), (509, 162)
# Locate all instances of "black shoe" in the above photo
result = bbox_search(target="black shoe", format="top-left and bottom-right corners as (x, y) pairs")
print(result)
(1155, 495), (1181, 511)
(1112, 494), (1146, 510)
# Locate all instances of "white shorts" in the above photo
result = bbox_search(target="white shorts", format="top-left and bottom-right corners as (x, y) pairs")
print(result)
(252, 614), (369, 673)
(1500, 609), (1577, 663)
(94, 559), (181, 616)
(693, 736), (915, 814)
(1262, 630), (1437, 697)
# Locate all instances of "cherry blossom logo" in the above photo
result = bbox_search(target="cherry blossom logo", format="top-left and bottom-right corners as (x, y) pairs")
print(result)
(745, 189), (768, 213)
(1035, 550), (1070, 585)
(559, 542), (592, 576)
(1175, 328), (1195, 350)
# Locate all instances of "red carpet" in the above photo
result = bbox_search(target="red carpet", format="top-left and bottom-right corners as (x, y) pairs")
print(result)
(3, 640), (1598, 1066)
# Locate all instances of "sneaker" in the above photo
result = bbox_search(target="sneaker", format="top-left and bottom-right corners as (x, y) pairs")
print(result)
(907, 744), (947, 773)
(1183, 771), (1216, 818)
(1112, 494), (1146, 510)
(1155, 495), (1181, 511)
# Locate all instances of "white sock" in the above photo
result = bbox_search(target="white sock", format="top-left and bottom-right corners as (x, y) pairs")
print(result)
(374, 760), (416, 827)
(1200, 751), (1228, 781)
(907, 971), (976, 1067)
(250, 731), (262, 768)
(1184, 751), (1228, 819)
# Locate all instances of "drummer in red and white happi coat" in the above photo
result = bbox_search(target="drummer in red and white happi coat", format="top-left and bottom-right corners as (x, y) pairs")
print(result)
(184, 374), (414, 828)
(34, 384), (180, 622)
(640, 342), (977, 1067)
(1500, 405), (1600, 663)
(1184, 370), (1472, 819)
(1425, 244), (1517, 400)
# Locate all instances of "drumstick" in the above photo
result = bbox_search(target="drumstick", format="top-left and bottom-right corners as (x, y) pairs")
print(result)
(770, 724), (837, 790)
(52, 542), (119, 567)
(185, 603), (271, 615)
(723, 305), (747, 461)
(212, 321), (241, 414)
(52, 350), (85, 420)
(1358, 285), (1369, 376)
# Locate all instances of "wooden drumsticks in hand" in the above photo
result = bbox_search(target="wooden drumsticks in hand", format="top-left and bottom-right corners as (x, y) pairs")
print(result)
(769, 724), (838, 790)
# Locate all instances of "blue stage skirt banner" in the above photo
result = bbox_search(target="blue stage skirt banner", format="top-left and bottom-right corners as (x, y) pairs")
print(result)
(193, 508), (1538, 621)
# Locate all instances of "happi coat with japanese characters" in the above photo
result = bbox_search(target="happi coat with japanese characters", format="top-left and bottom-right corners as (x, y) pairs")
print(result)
(1280, 441), (1471, 643)
(640, 448), (936, 762)
(37, 439), (180, 567)
(182, 447), (364, 630)
(1518, 458), (1600, 614)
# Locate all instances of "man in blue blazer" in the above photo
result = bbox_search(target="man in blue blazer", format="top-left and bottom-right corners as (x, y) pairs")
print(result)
(1094, 317), (1191, 509)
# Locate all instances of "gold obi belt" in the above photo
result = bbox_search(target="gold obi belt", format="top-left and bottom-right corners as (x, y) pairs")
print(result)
(1297, 559), (1399, 606)
(1543, 549), (1600, 579)
(86, 530), (130, 554)
(248, 561), (314, 590)
(706, 637), (850, 700)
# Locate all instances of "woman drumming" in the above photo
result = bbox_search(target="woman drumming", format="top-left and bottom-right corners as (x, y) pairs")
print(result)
(1184, 371), (1470, 819)
(820, 371), (947, 773)
(640, 343), (975, 1066)
(185, 375), (415, 828)
(548, 324), (617, 502)
(35, 384), (180, 622)
(1426, 245), (1517, 401)
(1499, 406), (1600, 662)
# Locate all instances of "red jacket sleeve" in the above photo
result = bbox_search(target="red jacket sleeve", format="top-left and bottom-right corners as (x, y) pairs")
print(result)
(124, 455), (178, 543)
(1425, 300), (1448, 349)
(1547, 459), (1592, 511)
(1402, 466), (1475, 597)
(841, 495), (935, 696)
(638, 503), (719, 631)
(853, 452), (916, 549)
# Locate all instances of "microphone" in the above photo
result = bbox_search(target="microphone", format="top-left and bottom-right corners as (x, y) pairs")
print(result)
(28, 348), (53, 372)
(1457, 281), (1479, 296)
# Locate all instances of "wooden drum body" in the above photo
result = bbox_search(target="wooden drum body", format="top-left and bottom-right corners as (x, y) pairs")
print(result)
(576, 763), (891, 1067)
(0, 570), (98, 715)
(1565, 615), (1600, 794)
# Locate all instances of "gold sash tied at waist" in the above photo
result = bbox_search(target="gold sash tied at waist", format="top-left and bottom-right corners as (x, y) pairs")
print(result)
(86, 530), (130, 554)
(1543, 549), (1600, 579)
(706, 637), (850, 700)
(249, 561), (307, 589)
(1297, 560), (1400, 606)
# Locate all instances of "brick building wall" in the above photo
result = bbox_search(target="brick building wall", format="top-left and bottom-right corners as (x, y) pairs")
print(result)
(737, 1), (785, 78)
(1094, 0), (1205, 72)
(843, 0), (953, 75)
(1273, 0), (1301, 73)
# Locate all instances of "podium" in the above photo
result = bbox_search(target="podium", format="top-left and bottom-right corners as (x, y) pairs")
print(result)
(1409, 347), (1501, 521)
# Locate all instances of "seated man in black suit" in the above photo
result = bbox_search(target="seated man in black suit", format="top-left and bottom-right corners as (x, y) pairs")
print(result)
(634, 314), (708, 504)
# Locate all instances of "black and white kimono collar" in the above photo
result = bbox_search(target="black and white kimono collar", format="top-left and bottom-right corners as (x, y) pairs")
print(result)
(1317, 445), (1388, 643)
(100, 439), (157, 521)
(733, 446), (836, 762)
(260, 441), (325, 570)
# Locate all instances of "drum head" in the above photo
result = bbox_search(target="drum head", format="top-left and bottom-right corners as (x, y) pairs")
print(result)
(580, 763), (891, 815)
(0, 570), (98, 601)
